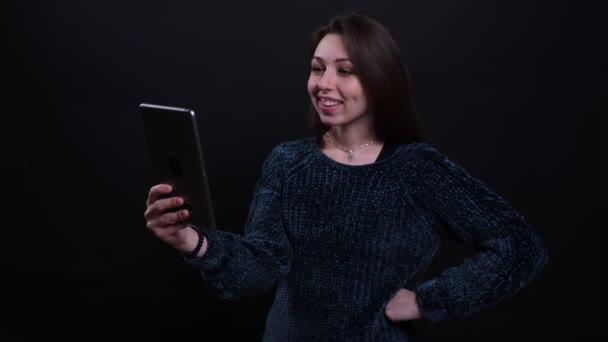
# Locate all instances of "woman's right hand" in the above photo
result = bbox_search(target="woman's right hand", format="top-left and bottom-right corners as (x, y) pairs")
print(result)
(144, 184), (200, 253)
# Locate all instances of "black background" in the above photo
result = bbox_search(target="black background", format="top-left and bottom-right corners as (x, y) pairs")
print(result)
(4, 0), (606, 340)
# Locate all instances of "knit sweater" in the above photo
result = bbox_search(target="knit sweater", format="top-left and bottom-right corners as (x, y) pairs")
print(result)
(184, 137), (548, 341)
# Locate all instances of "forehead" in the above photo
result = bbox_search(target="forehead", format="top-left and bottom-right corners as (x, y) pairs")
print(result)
(313, 33), (350, 60)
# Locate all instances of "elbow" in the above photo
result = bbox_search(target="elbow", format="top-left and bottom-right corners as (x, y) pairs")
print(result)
(516, 230), (549, 286)
(530, 233), (549, 275)
(490, 227), (549, 288)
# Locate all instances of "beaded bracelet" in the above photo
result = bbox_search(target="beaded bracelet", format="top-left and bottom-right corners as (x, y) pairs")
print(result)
(182, 225), (207, 258)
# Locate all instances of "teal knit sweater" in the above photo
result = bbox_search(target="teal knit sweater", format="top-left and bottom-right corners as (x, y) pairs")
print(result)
(184, 137), (548, 341)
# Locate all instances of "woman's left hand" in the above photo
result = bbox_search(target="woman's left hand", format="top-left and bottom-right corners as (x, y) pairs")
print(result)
(385, 288), (422, 322)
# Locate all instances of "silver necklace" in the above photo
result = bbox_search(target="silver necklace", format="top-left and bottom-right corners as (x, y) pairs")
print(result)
(325, 132), (375, 162)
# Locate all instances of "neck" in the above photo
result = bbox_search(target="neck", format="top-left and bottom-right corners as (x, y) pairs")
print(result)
(321, 126), (383, 164)
(326, 124), (378, 149)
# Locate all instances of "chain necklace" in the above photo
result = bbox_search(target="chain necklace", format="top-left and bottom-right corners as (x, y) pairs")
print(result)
(325, 132), (375, 162)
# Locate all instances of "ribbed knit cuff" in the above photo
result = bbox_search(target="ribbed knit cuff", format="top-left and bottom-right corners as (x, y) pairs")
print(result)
(182, 229), (225, 276)
(416, 278), (450, 323)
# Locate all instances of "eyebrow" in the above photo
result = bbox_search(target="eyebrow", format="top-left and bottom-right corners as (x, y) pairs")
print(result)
(312, 56), (352, 63)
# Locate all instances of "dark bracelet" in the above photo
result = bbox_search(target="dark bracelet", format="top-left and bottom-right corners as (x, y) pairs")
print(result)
(182, 225), (207, 258)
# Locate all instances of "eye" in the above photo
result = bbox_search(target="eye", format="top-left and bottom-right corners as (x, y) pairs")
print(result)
(311, 65), (324, 74)
(338, 68), (353, 76)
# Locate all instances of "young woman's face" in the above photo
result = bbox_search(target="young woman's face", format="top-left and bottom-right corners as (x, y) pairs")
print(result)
(307, 34), (370, 128)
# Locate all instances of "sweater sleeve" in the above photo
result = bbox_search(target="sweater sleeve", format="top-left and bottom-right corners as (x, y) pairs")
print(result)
(183, 145), (293, 300)
(410, 144), (548, 322)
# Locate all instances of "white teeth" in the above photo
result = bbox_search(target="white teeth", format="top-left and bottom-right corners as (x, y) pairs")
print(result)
(320, 100), (340, 106)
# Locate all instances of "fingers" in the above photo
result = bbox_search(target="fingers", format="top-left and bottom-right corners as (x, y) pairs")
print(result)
(157, 196), (184, 214)
(160, 208), (190, 227)
(150, 221), (190, 240)
(147, 184), (173, 207)
(144, 184), (185, 221)
(146, 206), (189, 229)
(384, 288), (421, 322)
(146, 208), (190, 240)
(145, 183), (192, 243)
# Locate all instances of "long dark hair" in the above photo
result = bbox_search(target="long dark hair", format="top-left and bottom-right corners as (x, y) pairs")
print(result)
(309, 12), (425, 144)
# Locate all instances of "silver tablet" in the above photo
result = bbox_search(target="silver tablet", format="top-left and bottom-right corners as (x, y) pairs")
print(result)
(140, 103), (216, 231)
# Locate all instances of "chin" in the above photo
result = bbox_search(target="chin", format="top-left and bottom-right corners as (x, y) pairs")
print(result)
(318, 113), (346, 126)
(319, 117), (342, 127)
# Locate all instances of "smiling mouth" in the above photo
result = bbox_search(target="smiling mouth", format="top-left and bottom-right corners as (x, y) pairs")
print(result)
(318, 98), (343, 107)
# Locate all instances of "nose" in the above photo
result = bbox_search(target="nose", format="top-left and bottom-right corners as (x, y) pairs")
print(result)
(318, 70), (336, 91)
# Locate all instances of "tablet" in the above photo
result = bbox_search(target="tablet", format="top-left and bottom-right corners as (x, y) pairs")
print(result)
(140, 103), (216, 231)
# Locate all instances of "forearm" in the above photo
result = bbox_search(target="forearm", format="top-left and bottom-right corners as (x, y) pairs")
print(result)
(183, 229), (292, 300)
(416, 226), (548, 322)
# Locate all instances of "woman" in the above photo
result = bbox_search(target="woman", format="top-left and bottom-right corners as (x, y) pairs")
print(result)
(144, 12), (548, 341)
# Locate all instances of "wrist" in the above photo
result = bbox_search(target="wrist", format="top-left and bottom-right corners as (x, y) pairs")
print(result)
(181, 225), (207, 258)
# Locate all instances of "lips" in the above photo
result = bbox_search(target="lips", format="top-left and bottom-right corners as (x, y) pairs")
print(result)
(318, 96), (343, 110)
(318, 96), (343, 105)
(318, 96), (343, 114)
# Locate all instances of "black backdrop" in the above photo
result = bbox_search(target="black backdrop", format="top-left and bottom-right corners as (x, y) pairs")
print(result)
(4, 0), (606, 340)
